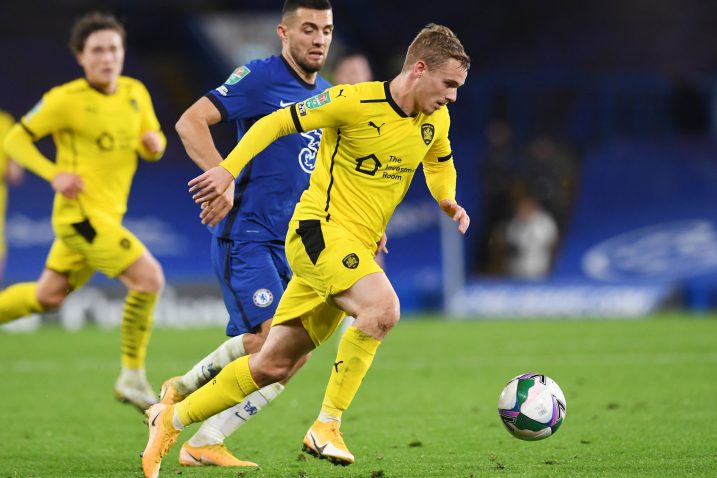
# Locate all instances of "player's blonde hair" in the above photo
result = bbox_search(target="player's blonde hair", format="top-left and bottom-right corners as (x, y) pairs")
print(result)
(402, 23), (470, 72)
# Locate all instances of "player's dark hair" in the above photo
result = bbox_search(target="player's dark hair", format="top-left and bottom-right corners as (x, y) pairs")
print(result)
(282, 0), (332, 17)
(68, 12), (126, 54)
(403, 23), (470, 72)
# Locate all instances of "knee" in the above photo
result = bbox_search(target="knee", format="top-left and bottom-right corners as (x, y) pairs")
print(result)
(373, 296), (401, 332)
(36, 289), (67, 311)
(132, 261), (165, 294)
(243, 331), (267, 355)
(253, 355), (294, 384)
(144, 263), (165, 293)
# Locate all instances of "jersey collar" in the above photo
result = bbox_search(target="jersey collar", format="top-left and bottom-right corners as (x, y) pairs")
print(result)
(280, 55), (319, 90)
(383, 81), (416, 118)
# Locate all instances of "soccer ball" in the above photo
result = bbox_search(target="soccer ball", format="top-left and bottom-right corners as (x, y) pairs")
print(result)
(497, 373), (567, 441)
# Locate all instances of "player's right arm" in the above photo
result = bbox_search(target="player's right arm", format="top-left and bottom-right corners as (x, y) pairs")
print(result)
(188, 106), (297, 206)
(189, 85), (349, 205)
(176, 97), (225, 171)
(3, 91), (83, 199)
(176, 96), (235, 225)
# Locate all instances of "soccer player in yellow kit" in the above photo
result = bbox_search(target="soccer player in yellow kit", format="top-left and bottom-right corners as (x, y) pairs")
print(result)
(141, 24), (469, 477)
(0, 110), (24, 283)
(0, 12), (166, 411)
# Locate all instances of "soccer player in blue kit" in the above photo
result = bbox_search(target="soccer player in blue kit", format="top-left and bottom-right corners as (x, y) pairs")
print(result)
(163, 0), (335, 467)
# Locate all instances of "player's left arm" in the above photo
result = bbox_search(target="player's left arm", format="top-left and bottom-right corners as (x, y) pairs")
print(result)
(422, 118), (470, 234)
(136, 82), (166, 161)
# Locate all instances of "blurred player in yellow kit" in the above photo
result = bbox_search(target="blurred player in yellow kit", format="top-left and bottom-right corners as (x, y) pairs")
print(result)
(0, 110), (25, 284)
(0, 12), (166, 411)
(141, 23), (470, 477)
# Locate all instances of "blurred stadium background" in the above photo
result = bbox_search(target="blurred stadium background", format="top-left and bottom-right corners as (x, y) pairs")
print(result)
(3, 0), (717, 329)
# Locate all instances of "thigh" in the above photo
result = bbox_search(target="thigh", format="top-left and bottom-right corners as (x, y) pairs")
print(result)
(273, 275), (345, 347)
(254, 322), (316, 368)
(332, 271), (398, 318)
(332, 271), (400, 340)
(286, 219), (383, 299)
(45, 238), (95, 290)
(54, 219), (145, 278)
(211, 238), (287, 336)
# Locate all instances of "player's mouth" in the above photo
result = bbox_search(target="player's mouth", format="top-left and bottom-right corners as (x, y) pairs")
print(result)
(308, 50), (324, 61)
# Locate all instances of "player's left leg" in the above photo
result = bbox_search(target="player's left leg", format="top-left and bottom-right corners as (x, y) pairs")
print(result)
(60, 218), (164, 412)
(116, 249), (164, 411)
(303, 272), (398, 465)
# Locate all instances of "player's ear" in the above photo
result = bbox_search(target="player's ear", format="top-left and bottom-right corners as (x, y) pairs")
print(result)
(276, 23), (289, 42)
(413, 60), (428, 78)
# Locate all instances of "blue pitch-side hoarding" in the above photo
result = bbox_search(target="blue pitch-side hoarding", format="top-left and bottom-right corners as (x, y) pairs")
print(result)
(455, 139), (717, 317)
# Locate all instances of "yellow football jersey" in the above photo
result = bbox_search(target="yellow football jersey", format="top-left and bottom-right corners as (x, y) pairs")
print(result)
(0, 110), (14, 182)
(0, 110), (15, 254)
(16, 76), (164, 226)
(221, 81), (457, 248)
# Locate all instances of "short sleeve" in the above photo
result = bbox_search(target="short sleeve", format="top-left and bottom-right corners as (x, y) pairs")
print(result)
(205, 63), (269, 122)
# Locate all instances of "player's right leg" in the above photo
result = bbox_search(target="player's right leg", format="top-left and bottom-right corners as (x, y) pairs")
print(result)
(142, 321), (315, 478)
(163, 239), (300, 466)
(163, 239), (283, 399)
(0, 269), (67, 322)
(0, 239), (93, 323)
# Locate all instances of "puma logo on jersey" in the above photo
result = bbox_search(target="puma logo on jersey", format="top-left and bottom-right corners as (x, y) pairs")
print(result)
(368, 121), (385, 135)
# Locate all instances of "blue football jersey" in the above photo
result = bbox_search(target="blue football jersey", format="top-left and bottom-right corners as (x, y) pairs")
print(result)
(205, 55), (331, 242)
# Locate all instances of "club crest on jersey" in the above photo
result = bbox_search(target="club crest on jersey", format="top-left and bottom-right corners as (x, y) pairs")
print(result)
(225, 65), (251, 85)
(96, 132), (115, 151)
(342, 253), (360, 269)
(421, 124), (435, 145)
(298, 130), (322, 173)
(305, 91), (331, 110)
(253, 288), (273, 308)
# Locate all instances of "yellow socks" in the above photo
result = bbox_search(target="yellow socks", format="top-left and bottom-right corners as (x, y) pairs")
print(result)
(0, 283), (42, 324)
(176, 355), (260, 426)
(120, 290), (157, 369)
(173, 326), (381, 428)
(321, 326), (381, 419)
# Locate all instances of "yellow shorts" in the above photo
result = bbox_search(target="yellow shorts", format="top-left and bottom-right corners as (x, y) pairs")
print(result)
(273, 219), (383, 346)
(47, 217), (145, 283)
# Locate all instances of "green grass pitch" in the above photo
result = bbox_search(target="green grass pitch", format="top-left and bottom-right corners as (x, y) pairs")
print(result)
(1, 314), (716, 477)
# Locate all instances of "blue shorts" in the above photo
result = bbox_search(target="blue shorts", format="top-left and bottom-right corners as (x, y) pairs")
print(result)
(210, 238), (292, 336)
